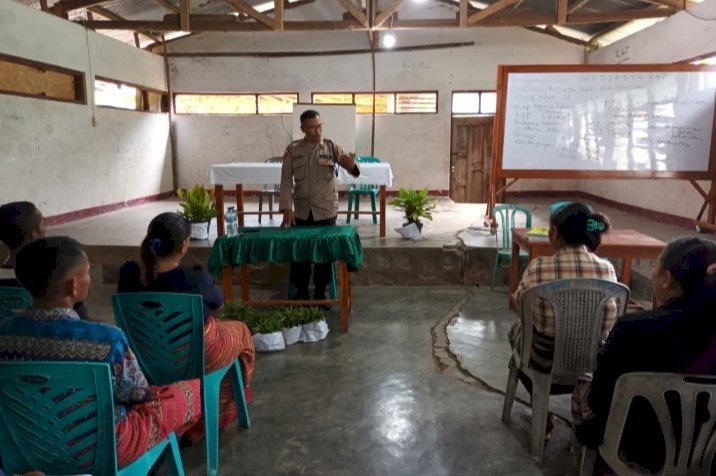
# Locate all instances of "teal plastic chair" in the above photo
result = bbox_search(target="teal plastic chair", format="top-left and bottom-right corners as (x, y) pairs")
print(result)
(346, 156), (380, 225)
(112, 292), (250, 476)
(287, 263), (338, 299)
(0, 286), (32, 318)
(0, 361), (184, 476)
(491, 204), (533, 290)
(258, 156), (283, 223)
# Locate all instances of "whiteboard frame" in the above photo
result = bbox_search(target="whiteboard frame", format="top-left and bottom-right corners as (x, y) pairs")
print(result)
(492, 64), (716, 181)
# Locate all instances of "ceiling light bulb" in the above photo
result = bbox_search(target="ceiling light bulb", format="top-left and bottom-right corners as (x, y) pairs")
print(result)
(383, 32), (396, 48)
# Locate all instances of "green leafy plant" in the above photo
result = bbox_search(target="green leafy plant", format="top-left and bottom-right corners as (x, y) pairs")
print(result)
(177, 185), (218, 223)
(388, 188), (438, 230)
(251, 312), (285, 335)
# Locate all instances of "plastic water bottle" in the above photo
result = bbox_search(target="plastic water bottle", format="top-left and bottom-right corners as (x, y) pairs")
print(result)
(225, 207), (238, 237)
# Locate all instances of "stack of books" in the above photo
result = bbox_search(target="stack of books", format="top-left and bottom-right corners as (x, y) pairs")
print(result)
(527, 226), (550, 238)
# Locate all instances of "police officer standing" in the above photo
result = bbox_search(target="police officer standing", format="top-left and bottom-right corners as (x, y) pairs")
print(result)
(279, 110), (360, 302)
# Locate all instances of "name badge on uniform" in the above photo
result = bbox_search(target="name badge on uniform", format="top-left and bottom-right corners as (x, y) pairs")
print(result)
(318, 158), (334, 167)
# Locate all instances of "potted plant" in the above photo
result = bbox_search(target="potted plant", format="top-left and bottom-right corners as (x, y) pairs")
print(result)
(388, 187), (438, 240)
(276, 306), (303, 346)
(249, 310), (286, 352)
(299, 306), (329, 343)
(177, 185), (218, 240)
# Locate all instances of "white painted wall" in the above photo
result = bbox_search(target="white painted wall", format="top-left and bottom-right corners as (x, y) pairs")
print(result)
(585, 1), (716, 219)
(169, 27), (584, 193)
(0, 1), (172, 217)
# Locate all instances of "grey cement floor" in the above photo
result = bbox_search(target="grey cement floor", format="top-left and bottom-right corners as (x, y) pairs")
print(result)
(52, 196), (714, 475)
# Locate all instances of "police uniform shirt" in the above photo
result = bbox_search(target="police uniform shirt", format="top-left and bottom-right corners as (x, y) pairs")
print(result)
(279, 138), (360, 221)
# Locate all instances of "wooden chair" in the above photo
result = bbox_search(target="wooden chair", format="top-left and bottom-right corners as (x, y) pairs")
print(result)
(502, 278), (629, 461)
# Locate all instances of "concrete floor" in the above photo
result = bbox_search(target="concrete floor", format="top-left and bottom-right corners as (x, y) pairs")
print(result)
(54, 196), (712, 475)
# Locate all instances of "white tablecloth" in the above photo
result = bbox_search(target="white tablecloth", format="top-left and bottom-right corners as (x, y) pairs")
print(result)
(209, 162), (393, 187)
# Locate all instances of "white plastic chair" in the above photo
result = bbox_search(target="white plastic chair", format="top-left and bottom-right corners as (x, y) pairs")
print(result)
(501, 278), (630, 461)
(579, 372), (716, 476)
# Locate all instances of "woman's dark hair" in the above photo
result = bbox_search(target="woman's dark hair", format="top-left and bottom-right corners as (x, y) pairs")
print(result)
(140, 212), (191, 282)
(15, 236), (86, 298)
(0, 201), (43, 250)
(659, 236), (716, 304)
(550, 203), (610, 252)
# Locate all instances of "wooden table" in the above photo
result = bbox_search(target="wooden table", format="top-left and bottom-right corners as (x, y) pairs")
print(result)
(508, 228), (666, 309)
(209, 162), (394, 237)
(208, 226), (363, 333)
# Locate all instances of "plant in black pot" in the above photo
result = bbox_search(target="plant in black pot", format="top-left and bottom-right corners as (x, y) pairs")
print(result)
(177, 185), (218, 240)
(388, 187), (438, 239)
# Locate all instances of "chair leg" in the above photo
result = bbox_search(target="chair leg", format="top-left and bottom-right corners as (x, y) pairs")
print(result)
(502, 356), (519, 423)
(370, 192), (377, 225)
(268, 195), (273, 220)
(202, 380), (221, 476)
(166, 432), (186, 476)
(490, 255), (502, 291)
(258, 193), (263, 224)
(346, 194), (353, 223)
(354, 196), (360, 220)
(229, 361), (251, 428)
(530, 372), (551, 462)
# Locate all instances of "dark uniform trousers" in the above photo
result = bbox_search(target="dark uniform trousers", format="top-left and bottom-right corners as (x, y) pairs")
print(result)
(290, 212), (336, 299)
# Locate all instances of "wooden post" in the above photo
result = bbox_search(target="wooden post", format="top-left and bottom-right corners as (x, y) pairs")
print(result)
(379, 185), (386, 237)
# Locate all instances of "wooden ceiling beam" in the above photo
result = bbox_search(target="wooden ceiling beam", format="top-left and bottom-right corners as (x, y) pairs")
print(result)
(274, 0), (284, 30)
(152, 0), (180, 13)
(87, 6), (161, 43)
(639, 0), (685, 9)
(459, 0), (468, 27)
(567, 7), (676, 24)
(180, 0), (190, 30)
(467, 0), (520, 26)
(56, 0), (108, 12)
(374, 0), (408, 28)
(556, 0), (568, 24)
(336, 0), (367, 28)
(225, 0), (275, 29)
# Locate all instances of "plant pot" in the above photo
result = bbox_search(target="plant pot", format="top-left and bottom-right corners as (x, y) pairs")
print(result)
(282, 325), (301, 346)
(190, 220), (211, 240)
(299, 319), (329, 342)
(395, 222), (422, 240)
(253, 331), (286, 352)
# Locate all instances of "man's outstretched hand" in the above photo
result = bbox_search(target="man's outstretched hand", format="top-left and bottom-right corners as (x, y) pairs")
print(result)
(337, 152), (356, 171)
(280, 210), (295, 229)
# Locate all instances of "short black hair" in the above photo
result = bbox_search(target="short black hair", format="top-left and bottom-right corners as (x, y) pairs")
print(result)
(0, 201), (43, 250)
(300, 109), (320, 124)
(550, 202), (610, 252)
(660, 236), (716, 302)
(15, 236), (87, 298)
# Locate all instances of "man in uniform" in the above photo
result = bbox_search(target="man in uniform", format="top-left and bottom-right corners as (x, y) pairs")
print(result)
(279, 109), (360, 302)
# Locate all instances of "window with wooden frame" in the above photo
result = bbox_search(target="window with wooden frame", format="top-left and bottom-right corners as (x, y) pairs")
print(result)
(0, 52), (85, 104)
(312, 92), (436, 114)
(174, 93), (298, 115)
(95, 77), (167, 112)
(451, 91), (497, 115)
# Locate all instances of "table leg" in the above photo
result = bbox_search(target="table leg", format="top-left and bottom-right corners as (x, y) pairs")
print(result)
(509, 241), (520, 309)
(339, 262), (349, 333)
(240, 265), (249, 304)
(621, 257), (633, 287)
(379, 185), (386, 238)
(215, 185), (225, 236)
(347, 267), (352, 313)
(236, 184), (244, 227)
(222, 266), (232, 302)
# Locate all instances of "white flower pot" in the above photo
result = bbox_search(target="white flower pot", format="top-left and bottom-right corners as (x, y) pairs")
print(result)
(299, 319), (329, 343)
(190, 221), (210, 240)
(282, 325), (301, 346)
(395, 222), (422, 240)
(253, 331), (286, 352)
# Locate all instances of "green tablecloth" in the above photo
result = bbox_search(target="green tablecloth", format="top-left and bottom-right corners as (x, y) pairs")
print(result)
(208, 225), (364, 276)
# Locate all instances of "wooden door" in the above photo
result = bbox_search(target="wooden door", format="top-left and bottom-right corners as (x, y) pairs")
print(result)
(449, 116), (493, 203)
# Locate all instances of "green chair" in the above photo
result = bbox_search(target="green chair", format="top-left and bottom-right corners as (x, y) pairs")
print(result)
(491, 204), (533, 290)
(0, 286), (32, 319)
(258, 156), (283, 224)
(0, 361), (185, 476)
(112, 292), (250, 476)
(346, 156), (380, 225)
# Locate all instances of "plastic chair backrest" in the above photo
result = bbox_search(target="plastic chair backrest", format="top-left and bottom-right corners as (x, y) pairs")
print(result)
(354, 156), (381, 191)
(112, 292), (205, 385)
(0, 286), (32, 319)
(519, 278), (629, 382)
(601, 372), (716, 475)
(493, 204), (532, 251)
(0, 361), (118, 475)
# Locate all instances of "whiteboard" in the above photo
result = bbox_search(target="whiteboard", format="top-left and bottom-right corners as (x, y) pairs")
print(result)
(292, 104), (356, 152)
(501, 70), (716, 173)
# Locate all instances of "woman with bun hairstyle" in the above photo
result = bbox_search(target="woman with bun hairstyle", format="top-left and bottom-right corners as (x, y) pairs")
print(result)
(118, 212), (255, 440)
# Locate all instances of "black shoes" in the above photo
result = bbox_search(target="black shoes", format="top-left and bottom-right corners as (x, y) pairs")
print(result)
(313, 290), (331, 311)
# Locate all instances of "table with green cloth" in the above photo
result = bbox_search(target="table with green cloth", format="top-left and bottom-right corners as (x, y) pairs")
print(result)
(208, 225), (363, 333)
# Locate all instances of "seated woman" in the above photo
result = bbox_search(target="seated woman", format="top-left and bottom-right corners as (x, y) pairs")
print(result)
(510, 202), (618, 374)
(117, 212), (255, 439)
(0, 201), (92, 321)
(0, 236), (202, 469)
(574, 236), (716, 473)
